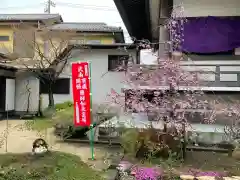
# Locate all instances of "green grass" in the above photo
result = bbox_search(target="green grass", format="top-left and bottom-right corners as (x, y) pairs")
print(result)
(25, 119), (55, 132)
(25, 106), (74, 132)
(0, 151), (104, 180)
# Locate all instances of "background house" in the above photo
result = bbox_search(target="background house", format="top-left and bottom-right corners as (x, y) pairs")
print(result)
(38, 22), (135, 109)
(0, 14), (62, 58)
(0, 14), (63, 115)
(40, 43), (138, 108)
(0, 13), (138, 117)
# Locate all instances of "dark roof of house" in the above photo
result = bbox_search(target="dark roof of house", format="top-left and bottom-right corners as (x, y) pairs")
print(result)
(114, 0), (173, 44)
(114, 0), (152, 41)
(49, 22), (123, 32)
(0, 14), (63, 22)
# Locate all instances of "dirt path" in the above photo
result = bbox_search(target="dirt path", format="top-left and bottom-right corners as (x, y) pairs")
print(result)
(0, 120), (119, 171)
(0, 120), (38, 153)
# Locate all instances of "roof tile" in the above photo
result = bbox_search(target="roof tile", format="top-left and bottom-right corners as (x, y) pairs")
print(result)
(49, 22), (123, 32)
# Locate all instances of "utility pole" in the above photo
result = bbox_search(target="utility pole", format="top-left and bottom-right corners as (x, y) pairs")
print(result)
(44, 0), (55, 13)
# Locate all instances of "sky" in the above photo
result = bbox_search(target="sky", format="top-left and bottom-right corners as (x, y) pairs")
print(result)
(1, 0), (131, 42)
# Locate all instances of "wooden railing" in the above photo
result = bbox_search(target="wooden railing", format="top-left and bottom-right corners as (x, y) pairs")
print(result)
(130, 61), (240, 89)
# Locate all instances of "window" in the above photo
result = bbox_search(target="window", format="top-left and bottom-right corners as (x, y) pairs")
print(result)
(40, 78), (70, 94)
(86, 40), (101, 44)
(0, 36), (9, 41)
(108, 55), (129, 71)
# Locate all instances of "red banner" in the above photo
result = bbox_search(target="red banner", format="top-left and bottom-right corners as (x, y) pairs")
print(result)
(72, 62), (91, 127)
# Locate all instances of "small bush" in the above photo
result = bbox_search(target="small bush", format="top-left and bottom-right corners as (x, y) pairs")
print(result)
(120, 129), (141, 156)
(53, 103), (117, 139)
(120, 128), (182, 160)
(54, 112), (117, 139)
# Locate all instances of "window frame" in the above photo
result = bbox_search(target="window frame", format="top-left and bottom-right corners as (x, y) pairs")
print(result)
(108, 55), (129, 71)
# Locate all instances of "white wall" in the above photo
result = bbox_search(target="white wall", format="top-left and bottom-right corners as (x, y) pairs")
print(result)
(41, 48), (137, 108)
(15, 73), (39, 113)
(5, 79), (15, 111)
(173, 0), (240, 17)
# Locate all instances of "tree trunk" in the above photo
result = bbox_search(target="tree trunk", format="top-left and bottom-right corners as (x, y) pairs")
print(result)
(48, 82), (54, 108)
(37, 94), (43, 117)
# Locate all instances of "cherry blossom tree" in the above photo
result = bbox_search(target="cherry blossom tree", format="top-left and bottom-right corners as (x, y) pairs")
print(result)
(106, 5), (233, 159)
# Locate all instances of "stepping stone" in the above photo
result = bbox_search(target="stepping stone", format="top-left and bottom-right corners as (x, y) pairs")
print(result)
(232, 176), (240, 179)
(180, 175), (195, 179)
(197, 177), (215, 180)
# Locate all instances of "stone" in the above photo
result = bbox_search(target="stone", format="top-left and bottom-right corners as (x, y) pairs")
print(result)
(197, 176), (215, 180)
(117, 161), (133, 171)
(33, 146), (48, 154)
(232, 148), (240, 160)
(223, 177), (240, 180)
(180, 175), (195, 180)
(232, 176), (240, 179)
(32, 138), (48, 155)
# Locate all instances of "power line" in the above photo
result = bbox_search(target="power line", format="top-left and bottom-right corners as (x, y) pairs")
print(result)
(54, 2), (117, 11)
(54, 1), (115, 10)
(44, 0), (55, 13)
(0, 2), (128, 27)
(0, 2), (117, 12)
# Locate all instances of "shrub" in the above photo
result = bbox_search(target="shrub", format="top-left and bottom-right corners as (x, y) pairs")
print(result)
(131, 166), (163, 180)
(120, 128), (182, 160)
(54, 113), (116, 139)
(120, 129), (142, 156)
(53, 103), (117, 139)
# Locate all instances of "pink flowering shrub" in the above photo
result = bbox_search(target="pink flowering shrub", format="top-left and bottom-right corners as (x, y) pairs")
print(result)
(118, 161), (163, 180)
(183, 168), (228, 178)
(131, 166), (163, 180)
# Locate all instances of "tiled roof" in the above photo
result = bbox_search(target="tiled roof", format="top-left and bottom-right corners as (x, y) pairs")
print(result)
(0, 58), (48, 69)
(0, 14), (62, 21)
(49, 22), (123, 32)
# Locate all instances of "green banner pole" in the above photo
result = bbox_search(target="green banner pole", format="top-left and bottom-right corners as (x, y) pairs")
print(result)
(89, 62), (95, 160)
